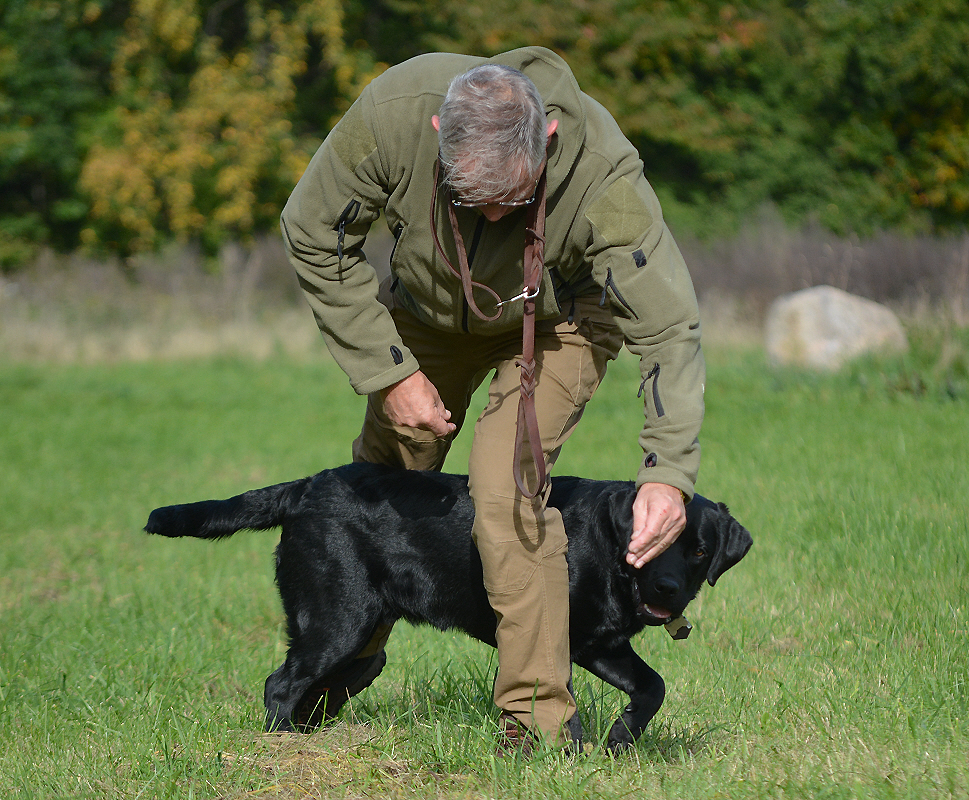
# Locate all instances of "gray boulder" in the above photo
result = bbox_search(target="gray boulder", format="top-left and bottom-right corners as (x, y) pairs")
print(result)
(764, 285), (908, 370)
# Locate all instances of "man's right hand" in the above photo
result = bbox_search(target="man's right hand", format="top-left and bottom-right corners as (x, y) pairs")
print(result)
(380, 371), (455, 438)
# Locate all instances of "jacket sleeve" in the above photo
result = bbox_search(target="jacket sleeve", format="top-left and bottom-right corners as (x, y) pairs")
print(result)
(583, 163), (705, 498)
(280, 85), (420, 395)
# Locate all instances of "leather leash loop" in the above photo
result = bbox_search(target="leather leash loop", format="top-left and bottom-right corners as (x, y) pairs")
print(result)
(431, 161), (503, 322)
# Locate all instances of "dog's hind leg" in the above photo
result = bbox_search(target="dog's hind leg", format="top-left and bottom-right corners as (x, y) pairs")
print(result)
(263, 616), (388, 733)
(295, 643), (388, 729)
(575, 641), (665, 752)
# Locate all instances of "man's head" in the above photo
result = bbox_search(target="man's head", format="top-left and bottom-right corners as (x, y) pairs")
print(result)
(433, 64), (556, 221)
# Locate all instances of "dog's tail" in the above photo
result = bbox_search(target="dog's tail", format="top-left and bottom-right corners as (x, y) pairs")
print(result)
(145, 477), (313, 540)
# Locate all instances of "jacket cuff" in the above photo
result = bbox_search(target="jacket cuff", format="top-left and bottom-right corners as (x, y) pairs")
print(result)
(634, 465), (695, 502)
(352, 357), (421, 396)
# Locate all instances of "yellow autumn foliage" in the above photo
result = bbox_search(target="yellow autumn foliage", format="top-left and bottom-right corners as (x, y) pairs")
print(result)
(80, 0), (381, 255)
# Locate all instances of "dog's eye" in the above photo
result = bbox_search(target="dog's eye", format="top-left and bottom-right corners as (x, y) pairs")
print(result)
(694, 548), (706, 558)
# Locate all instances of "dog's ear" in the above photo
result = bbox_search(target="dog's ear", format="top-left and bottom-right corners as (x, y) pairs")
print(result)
(706, 503), (753, 586)
(607, 487), (637, 545)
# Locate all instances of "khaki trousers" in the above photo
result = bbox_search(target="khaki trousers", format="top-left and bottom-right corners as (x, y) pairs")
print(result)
(352, 296), (623, 743)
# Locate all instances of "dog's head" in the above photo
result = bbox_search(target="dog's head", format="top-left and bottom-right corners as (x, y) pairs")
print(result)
(627, 493), (753, 626)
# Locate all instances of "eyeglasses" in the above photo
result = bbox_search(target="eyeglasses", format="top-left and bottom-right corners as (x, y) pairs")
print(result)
(450, 185), (539, 208)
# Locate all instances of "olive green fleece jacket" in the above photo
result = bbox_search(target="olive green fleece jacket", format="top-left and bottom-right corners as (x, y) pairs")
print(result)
(281, 46), (704, 497)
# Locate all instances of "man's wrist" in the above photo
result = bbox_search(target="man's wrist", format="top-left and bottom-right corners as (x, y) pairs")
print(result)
(637, 481), (689, 505)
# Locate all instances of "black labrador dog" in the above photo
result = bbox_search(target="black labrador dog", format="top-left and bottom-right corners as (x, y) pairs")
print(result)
(145, 462), (751, 751)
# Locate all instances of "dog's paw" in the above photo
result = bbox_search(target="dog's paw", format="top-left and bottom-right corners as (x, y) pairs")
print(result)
(606, 701), (651, 752)
(264, 711), (297, 733)
(606, 719), (635, 752)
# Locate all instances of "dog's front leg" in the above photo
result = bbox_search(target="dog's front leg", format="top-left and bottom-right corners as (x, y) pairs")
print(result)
(575, 641), (665, 751)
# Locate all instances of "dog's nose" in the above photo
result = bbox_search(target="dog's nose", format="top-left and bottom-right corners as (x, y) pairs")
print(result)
(654, 577), (680, 597)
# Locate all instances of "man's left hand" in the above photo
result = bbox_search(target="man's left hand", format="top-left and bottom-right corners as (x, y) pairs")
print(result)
(627, 483), (687, 568)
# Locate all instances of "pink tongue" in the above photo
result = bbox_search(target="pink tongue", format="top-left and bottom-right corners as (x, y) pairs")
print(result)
(646, 605), (673, 620)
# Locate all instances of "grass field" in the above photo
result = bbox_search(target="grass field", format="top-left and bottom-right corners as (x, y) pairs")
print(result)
(1, 340), (967, 799)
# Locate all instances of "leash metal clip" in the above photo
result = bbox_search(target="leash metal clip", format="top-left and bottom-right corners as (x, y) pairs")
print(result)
(497, 285), (540, 308)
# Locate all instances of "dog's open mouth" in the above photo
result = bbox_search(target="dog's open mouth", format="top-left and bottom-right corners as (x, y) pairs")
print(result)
(630, 578), (678, 624)
(638, 603), (675, 623)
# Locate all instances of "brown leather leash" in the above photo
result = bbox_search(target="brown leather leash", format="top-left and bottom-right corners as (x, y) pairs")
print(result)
(513, 170), (547, 498)
(431, 161), (503, 322)
(430, 161), (549, 498)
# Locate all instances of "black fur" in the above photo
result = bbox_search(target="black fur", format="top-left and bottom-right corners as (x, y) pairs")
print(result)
(145, 462), (752, 750)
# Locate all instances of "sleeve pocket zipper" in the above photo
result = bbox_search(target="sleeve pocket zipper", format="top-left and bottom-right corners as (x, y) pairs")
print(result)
(334, 199), (362, 263)
(638, 362), (666, 417)
(599, 267), (639, 319)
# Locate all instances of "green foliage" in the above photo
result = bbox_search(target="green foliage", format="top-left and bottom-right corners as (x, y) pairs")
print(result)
(1, 0), (968, 266)
(0, 0), (123, 267)
(412, 0), (969, 238)
(795, 0), (969, 233)
(77, 0), (382, 257)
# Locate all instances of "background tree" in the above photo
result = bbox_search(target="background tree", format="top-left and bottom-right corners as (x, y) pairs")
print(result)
(78, 0), (380, 257)
(1, 0), (966, 269)
(799, 0), (969, 233)
(411, 0), (969, 236)
(0, 0), (124, 267)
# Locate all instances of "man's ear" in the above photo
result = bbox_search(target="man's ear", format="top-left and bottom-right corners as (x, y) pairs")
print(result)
(547, 119), (558, 139)
(432, 115), (441, 132)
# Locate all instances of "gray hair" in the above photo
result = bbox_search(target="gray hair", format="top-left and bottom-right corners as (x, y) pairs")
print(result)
(437, 64), (547, 203)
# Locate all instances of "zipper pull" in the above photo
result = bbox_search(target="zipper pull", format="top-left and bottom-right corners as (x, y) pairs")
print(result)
(637, 363), (659, 399)
(334, 199), (362, 266)
(638, 363), (665, 417)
